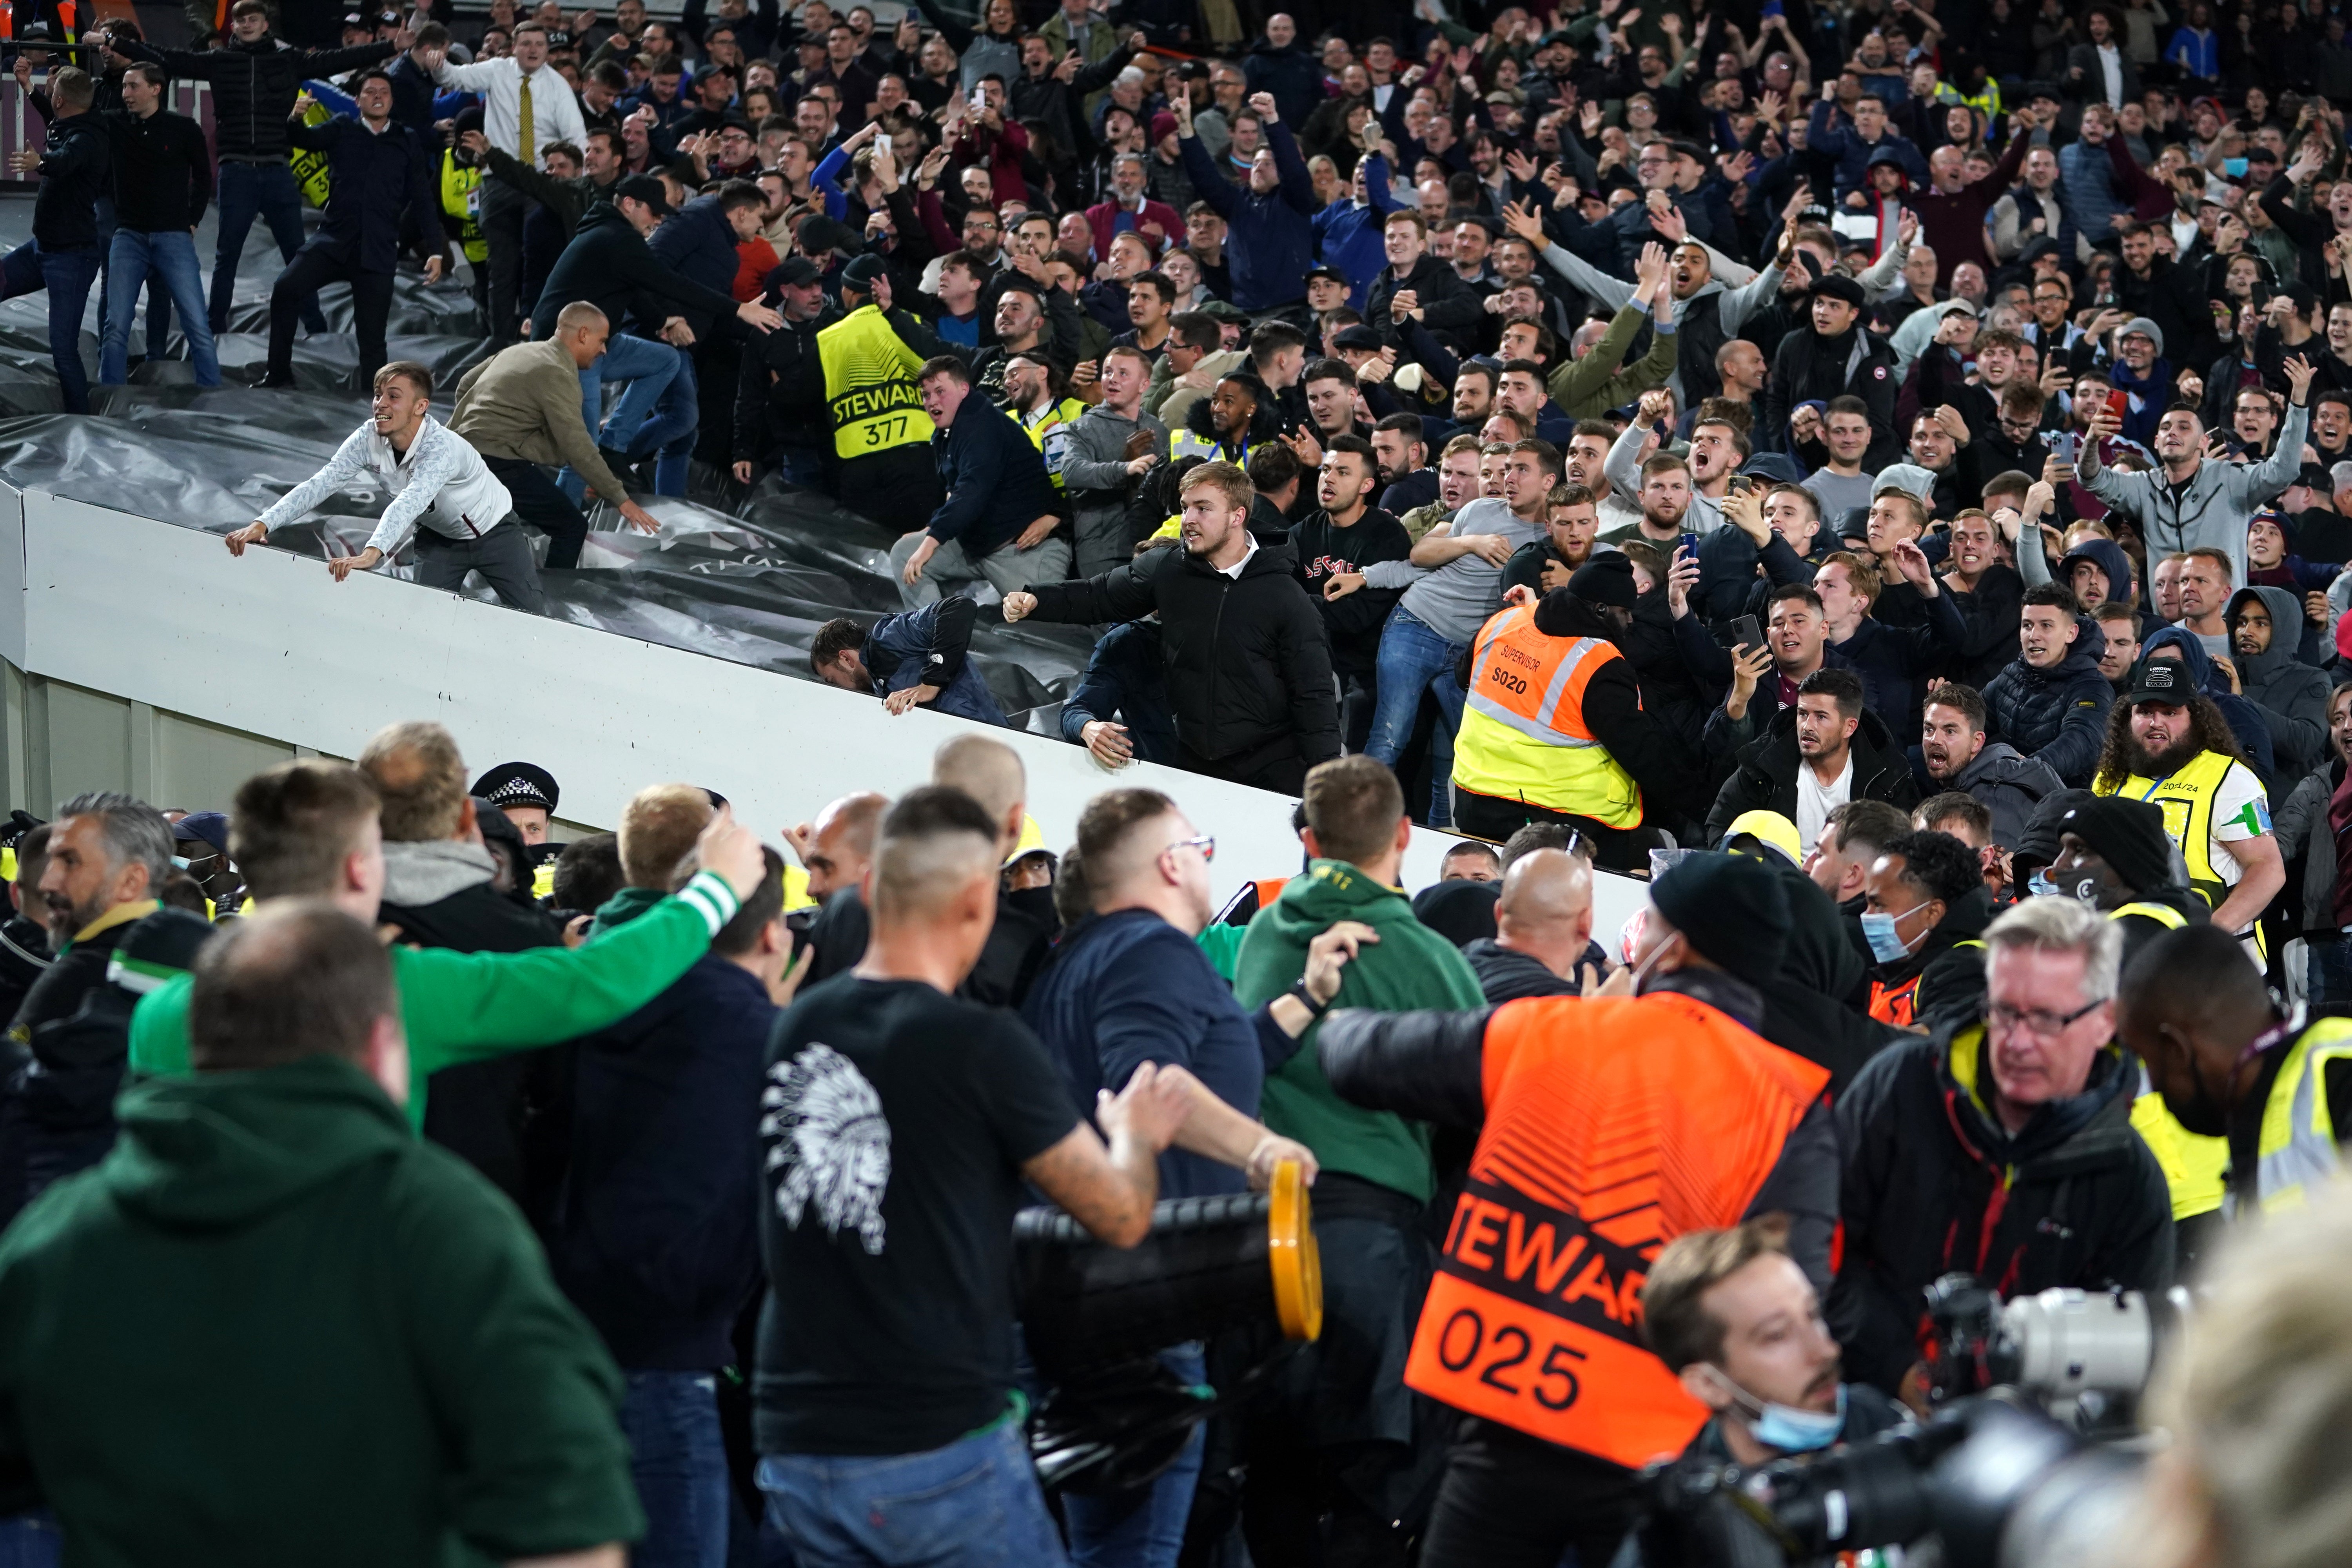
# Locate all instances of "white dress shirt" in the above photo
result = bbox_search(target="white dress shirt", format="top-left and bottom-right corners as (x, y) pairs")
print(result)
(434, 56), (587, 165)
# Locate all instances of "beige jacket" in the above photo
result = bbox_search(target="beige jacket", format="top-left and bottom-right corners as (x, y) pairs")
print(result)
(451, 341), (632, 503)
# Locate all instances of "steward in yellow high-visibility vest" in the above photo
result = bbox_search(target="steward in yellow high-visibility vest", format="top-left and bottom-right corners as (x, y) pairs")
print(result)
(2039, 795), (2228, 1236)
(440, 147), (488, 267)
(816, 259), (952, 521)
(2091, 658), (2284, 955)
(2121, 922), (2352, 1221)
(1167, 369), (1270, 466)
(1009, 387), (1088, 489)
(1447, 552), (1686, 874)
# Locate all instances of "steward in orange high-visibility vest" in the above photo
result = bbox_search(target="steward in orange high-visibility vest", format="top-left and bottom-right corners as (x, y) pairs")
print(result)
(1318, 853), (1837, 1568)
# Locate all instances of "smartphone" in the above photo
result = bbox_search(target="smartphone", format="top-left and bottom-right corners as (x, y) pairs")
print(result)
(2104, 388), (2130, 421)
(2045, 428), (2079, 466)
(1715, 614), (1764, 653)
(1677, 530), (1699, 562)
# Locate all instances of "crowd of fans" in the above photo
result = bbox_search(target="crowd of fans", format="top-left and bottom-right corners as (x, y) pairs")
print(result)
(16, 0), (2352, 1562)
(0, 712), (2328, 1568)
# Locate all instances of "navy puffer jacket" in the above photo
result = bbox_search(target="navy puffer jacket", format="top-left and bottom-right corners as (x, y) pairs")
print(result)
(1982, 615), (2113, 788)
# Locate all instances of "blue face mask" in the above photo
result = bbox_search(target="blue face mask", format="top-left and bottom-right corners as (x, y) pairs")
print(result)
(2027, 868), (2058, 898)
(1751, 1384), (1849, 1452)
(1859, 907), (1915, 964)
(2225, 157), (2249, 178)
(1706, 1368), (1848, 1453)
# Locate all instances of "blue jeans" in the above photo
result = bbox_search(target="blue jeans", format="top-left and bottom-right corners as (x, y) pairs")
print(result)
(758, 1418), (1066, 1568)
(622, 1370), (730, 1568)
(1060, 1345), (1207, 1568)
(0, 1512), (60, 1568)
(90, 194), (168, 364)
(569, 334), (698, 499)
(211, 161), (323, 335)
(1364, 604), (1469, 827)
(0, 240), (102, 414)
(102, 230), (218, 386)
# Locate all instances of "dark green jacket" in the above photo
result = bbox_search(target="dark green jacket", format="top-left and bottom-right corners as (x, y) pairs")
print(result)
(0, 1057), (643, 1566)
(1232, 859), (1486, 1201)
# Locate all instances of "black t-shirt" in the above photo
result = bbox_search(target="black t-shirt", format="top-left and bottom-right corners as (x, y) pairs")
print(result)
(753, 976), (1081, 1456)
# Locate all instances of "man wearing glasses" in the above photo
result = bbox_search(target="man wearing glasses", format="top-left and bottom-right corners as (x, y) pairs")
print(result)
(1827, 897), (2176, 1412)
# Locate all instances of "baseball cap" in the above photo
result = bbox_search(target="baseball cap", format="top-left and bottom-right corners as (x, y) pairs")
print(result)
(1305, 263), (1346, 286)
(2127, 657), (2194, 707)
(767, 255), (821, 289)
(614, 173), (671, 216)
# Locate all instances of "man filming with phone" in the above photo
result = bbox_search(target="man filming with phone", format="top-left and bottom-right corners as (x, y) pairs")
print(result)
(2079, 354), (2316, 584)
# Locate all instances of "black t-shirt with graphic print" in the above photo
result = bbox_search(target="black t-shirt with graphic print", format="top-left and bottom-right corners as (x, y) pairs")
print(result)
(752, 975), (1080, 1457)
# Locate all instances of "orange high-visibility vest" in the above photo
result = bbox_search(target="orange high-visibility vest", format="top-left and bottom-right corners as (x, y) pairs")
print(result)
(0, 1), (78, 40)
(1409, 992), (1831, 1468)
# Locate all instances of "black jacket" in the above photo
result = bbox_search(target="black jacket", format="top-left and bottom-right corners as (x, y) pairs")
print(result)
(1828, 1022), (2176, 1396)
(1706, 703), (1921, 844)
(550, 950), (771, 1371)
(1318, 967), (1843, 1290)
(1025, 539), (1342, 766)
(1856, 883), (1993, 1031)
(25, 113), (108, 251)
(532, 203), (744, 347)
(0, 907), (211, 1227)
(735, 307), (833, 465)
(1461, 938), (1584, 1003)
(96, 107), (211, 234)
(129, 34), (394, 162)
(1532, 588), (1709, 821)
(1746, 853), (1904, 1099)
(796, 884), (1055, 1010)
(1981, 617), (2114, 788)
(928, 396), (1062, 558)
(1764, 324), (1902, 470)
(287, 115), (441, 274)
(1290, 506), (1412, 676)
(379, 860), (568, 1223)
(0, 918), (49, 1040)
(1365, 253), (1483, 347)
(1828, 593), (1968, 741)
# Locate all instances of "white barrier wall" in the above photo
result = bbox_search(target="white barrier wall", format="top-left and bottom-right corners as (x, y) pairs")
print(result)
(3, 488), (1651, 937)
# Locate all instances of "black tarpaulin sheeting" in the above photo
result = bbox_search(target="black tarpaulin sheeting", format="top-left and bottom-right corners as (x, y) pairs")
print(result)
(0, 197), (1096, 731)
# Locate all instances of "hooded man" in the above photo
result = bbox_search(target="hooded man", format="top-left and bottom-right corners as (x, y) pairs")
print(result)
(2224, 585), (2331, 778)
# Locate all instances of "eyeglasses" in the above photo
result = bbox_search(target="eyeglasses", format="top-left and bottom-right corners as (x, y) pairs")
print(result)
(1986, 996), (2108, 1038)
(1164, 834), (1216, 864)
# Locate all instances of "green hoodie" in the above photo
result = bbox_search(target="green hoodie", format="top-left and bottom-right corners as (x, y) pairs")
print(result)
(1232, 859), (1486, 1201)
(0, 1056), (643, 1566)
(125, 869), (743, 1131)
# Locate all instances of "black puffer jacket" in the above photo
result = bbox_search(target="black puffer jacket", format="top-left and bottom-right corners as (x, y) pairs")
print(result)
(1025, 539), (1342, 765)
(129, 34), (394, 162)
(1981, 615), (2113, 788)
(1365, 253), (1483, 345)
(1828, 1021), (2176, 1396)
(1704, 703), (1921, 844)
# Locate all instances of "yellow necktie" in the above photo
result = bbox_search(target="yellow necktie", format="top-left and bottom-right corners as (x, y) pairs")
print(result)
(519, 71), (536, 165)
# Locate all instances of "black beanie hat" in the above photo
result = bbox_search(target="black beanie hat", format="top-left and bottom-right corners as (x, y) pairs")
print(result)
(1411, 879), (1500, 950)
(1570, 554), (1637, 609)
(2058, 797), (2177, 895)
(1649, 852), (1788, 989)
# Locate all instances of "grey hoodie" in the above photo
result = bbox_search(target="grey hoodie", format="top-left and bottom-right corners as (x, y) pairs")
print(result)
(1947, 741), (2068, 850)
(378, 840), (498, 908)
(2226, 584), (2333, 778)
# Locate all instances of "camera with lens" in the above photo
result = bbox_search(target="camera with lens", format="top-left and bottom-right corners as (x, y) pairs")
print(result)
(1639, 1276), (2183, 1568)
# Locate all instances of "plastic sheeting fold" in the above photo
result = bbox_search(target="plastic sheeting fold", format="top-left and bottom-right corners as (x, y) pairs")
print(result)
(0, 196), (1095, 731)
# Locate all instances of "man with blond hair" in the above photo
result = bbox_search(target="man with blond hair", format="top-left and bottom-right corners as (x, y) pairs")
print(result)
(1007, 462), (1338, 792)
